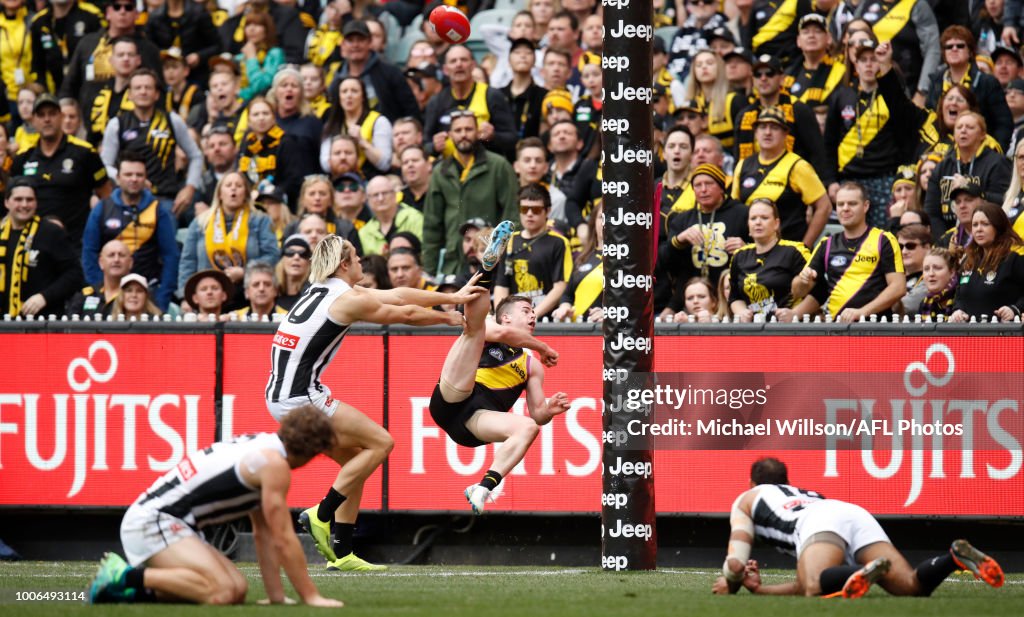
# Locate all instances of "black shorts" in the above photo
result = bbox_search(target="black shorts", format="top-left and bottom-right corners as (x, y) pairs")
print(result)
(429, 383), (486, 448)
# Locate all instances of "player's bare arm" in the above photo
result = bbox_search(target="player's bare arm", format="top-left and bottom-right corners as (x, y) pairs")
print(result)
(362, 272), (487, 308)
(331, 288), (465, 327)
(524, 361), (570, 425)
(252, 455), (343, 608)
(485, 320), (559, 367)
(713, 488), (757, 594)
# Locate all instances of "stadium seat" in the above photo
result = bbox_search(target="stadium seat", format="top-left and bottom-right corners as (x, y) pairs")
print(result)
(390, 32), (422, 66)
(656, 26), (677, 50)
(405, 13), (424, 38)
(491, 0), (525, 11)
(380, 11), (405, 62)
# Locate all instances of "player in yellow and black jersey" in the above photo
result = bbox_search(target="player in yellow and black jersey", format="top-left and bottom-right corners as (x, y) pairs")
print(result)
(429, 238), (567, 514)
(791, 182), (906, 322)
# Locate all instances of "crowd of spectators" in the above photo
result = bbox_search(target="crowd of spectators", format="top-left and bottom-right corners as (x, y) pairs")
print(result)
(1, 0), (1022, 324)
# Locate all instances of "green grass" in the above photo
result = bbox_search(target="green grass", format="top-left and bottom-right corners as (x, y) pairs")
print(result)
(1, 562), (1020, 616)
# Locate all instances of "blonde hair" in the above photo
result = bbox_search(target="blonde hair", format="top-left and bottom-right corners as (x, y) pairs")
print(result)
(683, 50), (729, 123)
(309, 234), (354, 283)
(1003, 139), (1024, 213)
(297, 174), (335, 217)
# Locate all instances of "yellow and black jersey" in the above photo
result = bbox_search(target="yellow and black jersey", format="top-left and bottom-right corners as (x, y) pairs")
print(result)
(859, 0), (929, 94)
(495, 229), (573, 305)
(729, 239), (810, 315)
(917, 113), (1002, 160)
(659, 180), (690, 242)
(733, 94), (832, 186)
(783, 56), (845, 108)
(806, 226), (904, 317)
(163, 83), (204, 119)
(115, 109), (181, 197)
(471, 342), (531, 413)
(87, 83), (133, 146)
(1007, 197), (1024, 238)
(733, 151), (826, 243)
(30, 2), (105, 93)
(824, 69), (923, 177)
(232, 304), (288, 319)
(561, 252), (603, 321)
(697, 90), (747, 150)
(749, 0), (816, 67)
(305, 25), (342, 84)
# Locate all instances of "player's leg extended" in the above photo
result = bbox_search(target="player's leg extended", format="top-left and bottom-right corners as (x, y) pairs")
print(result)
(854, 541), (919, 596)
(122, 537), (246, 604)
(327, 402), (394, 498)
(797, 541), (847, 596)
(437, 288), (491, 400)
(465, 409), (540, 477)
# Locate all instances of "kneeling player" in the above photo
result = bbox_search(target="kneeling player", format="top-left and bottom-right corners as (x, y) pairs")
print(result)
(429, 232), (568, 513)
(87, 406), (343, 606)
(713, 457), (1004, 598)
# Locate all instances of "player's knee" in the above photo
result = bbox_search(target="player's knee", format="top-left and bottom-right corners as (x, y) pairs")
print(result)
(232, 578), (248, 603)
(517, 419), (540, 441)
(378, 432), (395, 455)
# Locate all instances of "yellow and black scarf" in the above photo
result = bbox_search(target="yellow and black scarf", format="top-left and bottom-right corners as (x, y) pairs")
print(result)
(0, 214), (39, 316)
(204, 206), (250, 271)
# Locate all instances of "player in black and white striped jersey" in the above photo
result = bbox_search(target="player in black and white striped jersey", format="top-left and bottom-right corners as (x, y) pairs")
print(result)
(87, 406), (342, 606)
(713, 457), (1004, 599)
(265, 234), (488, 571)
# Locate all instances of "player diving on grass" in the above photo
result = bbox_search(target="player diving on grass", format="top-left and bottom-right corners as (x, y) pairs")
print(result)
(265, 235), (488, 571)
(713, 457), (1005, 598)
(87, 406), (343, 606)
(428, 220), (570, 514)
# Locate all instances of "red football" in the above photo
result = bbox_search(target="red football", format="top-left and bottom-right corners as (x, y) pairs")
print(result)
(429, 6), (471, 45)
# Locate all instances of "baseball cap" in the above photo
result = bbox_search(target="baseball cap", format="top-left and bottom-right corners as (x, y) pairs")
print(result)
(992, 44), (1023, 66)
(282, 234), (312, 256)
(752, 54), (782, 73)
(706, 27), (735, 46)
(333, 172), (365, 192)
(160, 46), (185, 63)
(798, 13), (827, 31)
(754, 106), (789, 129)
(458, 217), (490, 236)
(1008, 78), (1024, 94)
(343, 19), (371, 38)
(33, 93), (60, 114)
(120, 273), (149, 291)
(724, 47), (752, 64)
(852, 39), (878, 57)
(255, 185), (287, 207)
(949, 184), (983, 200)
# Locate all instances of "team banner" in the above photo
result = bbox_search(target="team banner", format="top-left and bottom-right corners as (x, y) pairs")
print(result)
(600, 0), (657, 571)
(0, 333), (217, 506)
(221, 332), (385, 509)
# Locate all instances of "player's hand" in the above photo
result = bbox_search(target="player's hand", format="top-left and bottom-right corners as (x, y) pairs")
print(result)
(443, 310), (466, 327)
(258, 596), (297, 605)
(303, 594), (344, 608)
(712, 576), (731, 594)
(742, 560), (762, 592)
(547, 392), (570, 415)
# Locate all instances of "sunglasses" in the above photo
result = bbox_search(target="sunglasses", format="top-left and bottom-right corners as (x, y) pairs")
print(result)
(898, 242), (922, 251)
(284, 249), (311, 259)
(111, 3), (135, 11)
(680, 112), (703, 121)
(519, 205), (546, 215)
(754, 70), (778, 79)
(944, 43), (967, 51)
(335, 181), (361, 192)
(688, 0), (716, 5)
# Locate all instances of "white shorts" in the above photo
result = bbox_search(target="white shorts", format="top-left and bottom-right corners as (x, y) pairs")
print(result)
(266, 387), (339, 422)
(120, 504), (199, 566)
(795, 500), (890, 565)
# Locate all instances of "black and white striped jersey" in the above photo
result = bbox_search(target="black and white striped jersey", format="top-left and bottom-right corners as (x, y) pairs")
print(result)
(750, 484), (826, 553)
(134, 432), (285, 529)
(265, 278), (352, 404)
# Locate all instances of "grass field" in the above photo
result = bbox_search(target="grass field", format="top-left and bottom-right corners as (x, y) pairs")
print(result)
(1, 561), (1021, 616)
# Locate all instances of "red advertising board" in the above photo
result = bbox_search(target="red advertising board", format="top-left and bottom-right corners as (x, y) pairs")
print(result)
(387, 334), (604, 512)
(0, 334), (217, 506)
(221, 332), (385, 509)
(388, 334), (1024, 517)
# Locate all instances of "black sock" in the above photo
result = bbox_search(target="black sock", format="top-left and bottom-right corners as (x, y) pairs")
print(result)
(317, 488), (346, 524)
(819, 566), (860, 595)
(123, 567), (157, 602)
(915, 553), (958, 596)
(332, 523), (355, 557)
(479, 470), (502, 491)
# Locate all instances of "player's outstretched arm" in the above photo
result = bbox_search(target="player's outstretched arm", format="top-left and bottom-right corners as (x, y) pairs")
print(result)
(524, 362), (570, 425)
(334, 289), (465, 327)
(485, 320), (559, 366)
(256, 457), (343, 607)
(715, 490), (756, 594)
(363, 272), (488, 308)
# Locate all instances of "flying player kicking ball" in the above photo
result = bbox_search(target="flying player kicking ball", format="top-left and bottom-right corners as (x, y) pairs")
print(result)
(429, 220), (570, 514)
